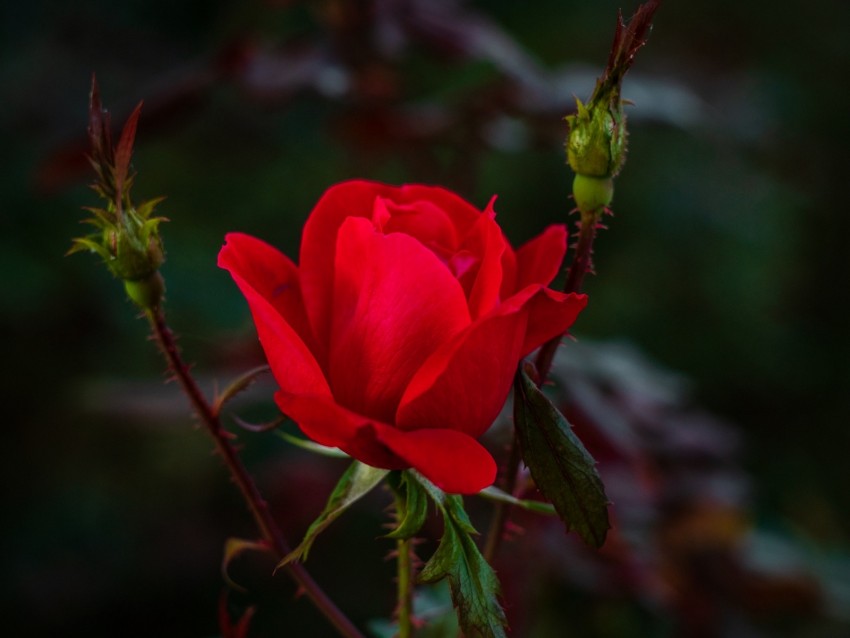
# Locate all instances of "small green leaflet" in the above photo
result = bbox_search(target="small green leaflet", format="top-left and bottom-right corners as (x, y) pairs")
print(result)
(385, 471), (429, 540)
(513, 368), (611, 548)
(277, 431), (350, 458)
(276, 461), (388, 570)
(413, 473), (508, 638)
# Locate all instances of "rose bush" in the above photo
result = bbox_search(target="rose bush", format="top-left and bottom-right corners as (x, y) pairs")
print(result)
(219, 181), (587, 493)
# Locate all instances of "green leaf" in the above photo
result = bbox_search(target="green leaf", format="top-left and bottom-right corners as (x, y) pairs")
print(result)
(67, 236), (110, 260)
(276, 461), (388, 569)
(414, 474), (507, 638)
(386, 471), (429, 540)
(477, 486), (557, 515)
(513, 368), (611, 548)
(276, 431), (350, 457)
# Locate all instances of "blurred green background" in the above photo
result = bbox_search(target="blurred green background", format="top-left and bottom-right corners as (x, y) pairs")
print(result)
(3, 0), (849, 635)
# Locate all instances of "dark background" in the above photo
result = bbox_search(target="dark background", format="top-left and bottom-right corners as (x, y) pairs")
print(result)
(3, 0), (849, 636)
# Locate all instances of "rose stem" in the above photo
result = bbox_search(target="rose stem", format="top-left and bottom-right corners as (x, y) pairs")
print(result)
(483, 209), (599, 563)
(145, 306), (366, 638)
(534, 208), (598, 380)
(393, 491), (415, 638)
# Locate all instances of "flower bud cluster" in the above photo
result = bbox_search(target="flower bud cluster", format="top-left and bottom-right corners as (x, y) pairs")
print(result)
(69, 77), (167, 310)
(564, 0), (659, 216)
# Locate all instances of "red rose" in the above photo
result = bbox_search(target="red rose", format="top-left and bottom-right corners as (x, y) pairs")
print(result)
(219, 181), (586, 493)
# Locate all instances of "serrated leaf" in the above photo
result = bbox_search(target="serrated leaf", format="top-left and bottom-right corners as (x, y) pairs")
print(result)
(386, 471), (429, 540)
(514, 368), (610, 548)
(414, 474), (507, 638)
(221, 537), (270, 593)
(277, 461), (388, 569)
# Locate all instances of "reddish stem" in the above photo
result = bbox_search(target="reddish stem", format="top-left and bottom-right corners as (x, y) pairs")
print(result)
(146, 307), (365, 638)
(534, 211), (598, 380)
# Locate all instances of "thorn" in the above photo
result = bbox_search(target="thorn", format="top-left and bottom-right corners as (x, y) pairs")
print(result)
(384, 549), (400, 561)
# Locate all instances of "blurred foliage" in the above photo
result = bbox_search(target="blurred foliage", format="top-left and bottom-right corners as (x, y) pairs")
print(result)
(2, 0), (849, 635)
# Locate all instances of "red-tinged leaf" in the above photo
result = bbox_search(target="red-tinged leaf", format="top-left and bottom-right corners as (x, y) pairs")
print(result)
(87, 74), (113, 171)
(113, 101), (143, 200)
(513, 367), (611, 548)
(218, 591), (257, 638)
(221, 537), (271, 593)
(212, 365), (271, 417)
(597, 0), (661, 101)
(231, 412), (288, 433)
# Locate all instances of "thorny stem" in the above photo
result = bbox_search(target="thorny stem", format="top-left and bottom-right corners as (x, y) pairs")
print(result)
(482, 422), (522, 563)
(145, 307), (366, 638)
(534, 209), (599, 381)
(394, 491), (416, 638)
(483, 209), (601, 564)
(397, 536), (415, 638)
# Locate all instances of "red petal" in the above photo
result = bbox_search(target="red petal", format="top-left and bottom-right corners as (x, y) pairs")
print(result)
(499, 237), (518, 301)
(396, 308), (527, 438)
(515, 224), (568, 291)
(396, 184), (482, 239)
(461, 200), (507, 320)
(329, 217), (470, 423)
(275, 392), (403, 469)
(219, 233), (331, 399)
(371, 423), (497, 494)
(380, 196), (459, 252)
(276, 393), (496, 493)
(300, 181), (398, 346)
(218, 232), (317, 353)
(518, 287), (588, 356)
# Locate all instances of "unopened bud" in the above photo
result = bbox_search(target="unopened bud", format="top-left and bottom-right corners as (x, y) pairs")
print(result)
(565, 98), (627, 179)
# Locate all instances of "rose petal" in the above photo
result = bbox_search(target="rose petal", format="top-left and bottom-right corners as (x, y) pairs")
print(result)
(329, 217), (471, 423)
(381, 197), (459, 253)
(300, 181), (399, 345)
(396, 184), (482, 239)
(396, 309), (527, 438)
(371, 423), (497, 494)
(276, 392), (496, 493)
(219, 234), (331, 399)
(514, 224), (568, 291)
(218, 232), (317, 353)
(517, 287), (588, 356)
(499, 238), (518, 301)
(462, 199), (506, 320)
(275, 392), (403, 469)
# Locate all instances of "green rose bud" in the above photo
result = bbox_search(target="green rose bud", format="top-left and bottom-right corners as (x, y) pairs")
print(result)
(68, 76), (167, 311)
(566, 98), (627, 179)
